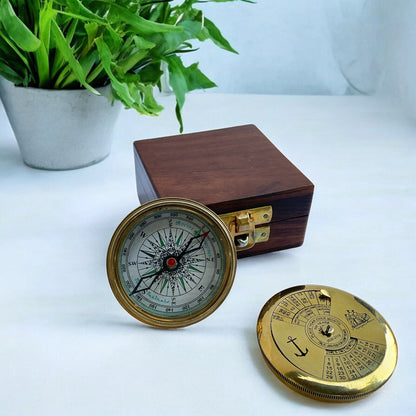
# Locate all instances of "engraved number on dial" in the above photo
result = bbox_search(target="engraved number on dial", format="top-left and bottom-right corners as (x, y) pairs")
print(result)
(271, 289), (386, 382)
(257, 285), (398, 402)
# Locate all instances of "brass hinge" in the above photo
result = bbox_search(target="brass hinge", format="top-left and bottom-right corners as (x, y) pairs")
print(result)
(219, 206), (272, 251)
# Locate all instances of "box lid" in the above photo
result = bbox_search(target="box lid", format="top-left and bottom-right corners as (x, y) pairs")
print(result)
(134, 124), (313, 220)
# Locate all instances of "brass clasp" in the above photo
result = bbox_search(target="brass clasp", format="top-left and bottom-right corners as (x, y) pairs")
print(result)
(219, 206), (272, 251)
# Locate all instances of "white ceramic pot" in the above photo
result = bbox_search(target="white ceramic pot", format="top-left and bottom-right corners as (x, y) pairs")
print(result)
(0, 77), (121, 170)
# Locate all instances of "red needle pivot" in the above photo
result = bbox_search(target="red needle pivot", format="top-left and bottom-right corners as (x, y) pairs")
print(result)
(166, 257), (177, 269)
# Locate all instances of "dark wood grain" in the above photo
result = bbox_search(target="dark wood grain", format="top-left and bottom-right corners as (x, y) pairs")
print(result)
(134, 125), (314, 257)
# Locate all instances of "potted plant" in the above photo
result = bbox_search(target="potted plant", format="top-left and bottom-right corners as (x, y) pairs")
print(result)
(0, 0), (245, 170)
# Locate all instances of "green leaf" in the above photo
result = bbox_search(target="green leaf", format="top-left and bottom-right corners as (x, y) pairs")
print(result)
(0, 0), (249, 131)
(57, 0), (105, 23)
(184, 62), (217, 91)
(137, 62), (163, 84)
(200, 17), (237, 53)
(50, 19), (97, 93)
(84, 22), (99, 49)
(108, 4), (183, 35)
(0, 59), (23, 84)
(133, 36), (156, 51)
(164, 55), (187, 110)
(0, 29), (31, 72)
(172, 101), (183, 133)
(96, 37), (163, 116)
(133, 82), (164, 114)
(0, 0), (41, 52)
(95, 36), (136, 106)
(102, 26), (123, 53)
(164, 54), (216, 132)
(165, 54), (215, 107)
(35, 3), (55, 87)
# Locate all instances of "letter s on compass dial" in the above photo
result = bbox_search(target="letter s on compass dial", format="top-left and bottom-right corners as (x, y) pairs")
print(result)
(107, 198), (237, 328)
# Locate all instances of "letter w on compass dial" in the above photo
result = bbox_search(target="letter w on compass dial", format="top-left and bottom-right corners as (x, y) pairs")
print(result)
(130, 225), (210, 298)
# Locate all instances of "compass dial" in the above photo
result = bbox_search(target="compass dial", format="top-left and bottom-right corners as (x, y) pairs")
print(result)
(107, 198), (236, 328)
(257, 285), (398, 401)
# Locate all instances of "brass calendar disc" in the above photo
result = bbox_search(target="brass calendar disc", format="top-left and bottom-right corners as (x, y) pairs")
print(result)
(257, 285), (398, 402)
(107, 198), (236, 329)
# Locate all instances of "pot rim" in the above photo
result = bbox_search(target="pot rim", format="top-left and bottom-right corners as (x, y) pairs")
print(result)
(0, 76), (111, 93)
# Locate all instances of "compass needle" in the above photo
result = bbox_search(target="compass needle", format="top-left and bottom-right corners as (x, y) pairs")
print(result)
(143, 269), (157, 276)
(140, 249), (155, 258)
(107, 198), (236, 328)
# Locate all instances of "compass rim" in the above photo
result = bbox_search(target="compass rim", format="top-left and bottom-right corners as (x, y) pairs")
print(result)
(107, 197), (237, 329)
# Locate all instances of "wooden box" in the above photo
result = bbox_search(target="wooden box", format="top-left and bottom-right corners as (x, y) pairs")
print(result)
(133, 124), (314, 258)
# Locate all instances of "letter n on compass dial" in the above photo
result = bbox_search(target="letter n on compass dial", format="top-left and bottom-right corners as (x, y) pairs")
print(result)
(107, 199), (236, 329)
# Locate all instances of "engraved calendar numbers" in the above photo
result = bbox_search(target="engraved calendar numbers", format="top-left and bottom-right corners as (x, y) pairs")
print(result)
(257, 285), (398, 401)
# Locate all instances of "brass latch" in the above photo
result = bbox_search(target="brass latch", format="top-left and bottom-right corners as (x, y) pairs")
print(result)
(219, 206), (272, 251)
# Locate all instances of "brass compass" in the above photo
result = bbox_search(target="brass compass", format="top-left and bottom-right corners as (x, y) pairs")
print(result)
(257, 285), (398, 402)
(107, 198), (237, 328)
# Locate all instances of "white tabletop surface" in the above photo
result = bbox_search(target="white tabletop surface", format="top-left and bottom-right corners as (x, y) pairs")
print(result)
(1, 92), (415, 415)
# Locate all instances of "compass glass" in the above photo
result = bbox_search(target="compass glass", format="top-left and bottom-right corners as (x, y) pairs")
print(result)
(107, 198), (236, 328)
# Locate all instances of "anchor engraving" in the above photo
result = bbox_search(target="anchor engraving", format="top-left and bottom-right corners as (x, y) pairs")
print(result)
(287, 336), (309, 357)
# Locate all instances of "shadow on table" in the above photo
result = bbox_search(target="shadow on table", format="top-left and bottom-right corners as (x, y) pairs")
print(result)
(0, 139), (22, 171)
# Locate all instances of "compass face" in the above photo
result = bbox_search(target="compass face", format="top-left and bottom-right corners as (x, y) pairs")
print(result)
(107, 198), (236, 328)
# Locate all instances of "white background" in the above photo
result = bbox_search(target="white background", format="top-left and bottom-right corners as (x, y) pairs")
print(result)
(183, 0), (349, 95)
(191, 0), (416, 116)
